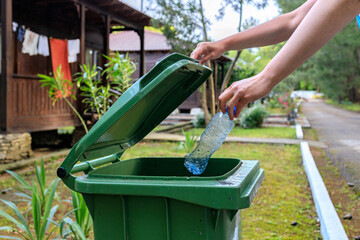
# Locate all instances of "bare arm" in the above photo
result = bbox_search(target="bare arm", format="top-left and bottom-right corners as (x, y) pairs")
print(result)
(219, 0), (360, 120)
(190, 0), (317, 64)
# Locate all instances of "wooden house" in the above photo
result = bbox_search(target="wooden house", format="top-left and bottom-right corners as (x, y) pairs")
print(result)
(0, 0), (151, 134)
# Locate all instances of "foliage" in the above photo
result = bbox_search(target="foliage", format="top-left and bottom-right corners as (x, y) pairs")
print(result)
(59, 191), (93, 239)
(0, 160), (92, 240)
(178, 129), (198, 154)
(75, 53), (136, 120)
(75, 64), (111, 119)
(70, 191), (92, 238)
(149, 0), (204, 55)
(4, 160), (61, 211)
(38, 66), (88, 133)
(276, 0), (360, 103)
(239, 103), (268, 128)
(38, 65), (75, 105)
(192, 112), (206, 128)
(0, 179), (59, 240)
(102, 52), (136, 95)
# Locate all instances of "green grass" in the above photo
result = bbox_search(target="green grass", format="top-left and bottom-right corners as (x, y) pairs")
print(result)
(0, 142), (320, 239)
(185, 126), (297, 139)
(326, 99), (360, 112)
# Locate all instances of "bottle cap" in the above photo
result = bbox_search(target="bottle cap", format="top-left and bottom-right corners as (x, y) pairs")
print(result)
(225, 106), (236, 116)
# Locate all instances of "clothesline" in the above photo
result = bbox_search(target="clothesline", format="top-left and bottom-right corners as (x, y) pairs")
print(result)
(13, 22), (80, 63)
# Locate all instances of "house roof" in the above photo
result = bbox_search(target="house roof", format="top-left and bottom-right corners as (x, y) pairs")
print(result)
(110, 30), (171, 52)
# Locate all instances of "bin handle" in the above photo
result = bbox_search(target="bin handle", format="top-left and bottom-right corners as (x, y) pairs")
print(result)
(57, 147), (121, 191)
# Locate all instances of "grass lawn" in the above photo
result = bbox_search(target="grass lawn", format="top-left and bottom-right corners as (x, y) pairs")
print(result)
(185, 126), (297, 139)
(0, 142), (320, 239)
(326, 99), (360, 113)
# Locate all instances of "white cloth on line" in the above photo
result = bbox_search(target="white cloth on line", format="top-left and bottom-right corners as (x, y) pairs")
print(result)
(12, 22), (18, 32)
(37, 35), (49, 56)
(68, 39), (80, 63)
(22, 29), (39, 56)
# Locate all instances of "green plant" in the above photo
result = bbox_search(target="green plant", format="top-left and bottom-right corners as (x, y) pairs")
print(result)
(38, 65), (88, 133)
(192, 112), (206, 128)
(0, 180), (59, 240)
(5, 160), (61, 210)
(179, 129), (198, 154)
(70, 191), (92, 238)
(75, 64), (112, 119)
(102, 52), (136, 95)
(240, 103), (269, 129)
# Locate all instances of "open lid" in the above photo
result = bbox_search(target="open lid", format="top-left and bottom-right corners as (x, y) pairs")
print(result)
(58, 53), (212, 187)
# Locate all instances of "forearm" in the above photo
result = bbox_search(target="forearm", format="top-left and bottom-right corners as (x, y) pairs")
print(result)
(220, 0), (316, 51)
(262, 0), (360, 87)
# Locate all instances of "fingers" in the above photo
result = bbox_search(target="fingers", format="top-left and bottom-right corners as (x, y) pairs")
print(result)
(218, 89), (232, 115)
(190, 42), (207, 61)
(190, 42), (217, 64)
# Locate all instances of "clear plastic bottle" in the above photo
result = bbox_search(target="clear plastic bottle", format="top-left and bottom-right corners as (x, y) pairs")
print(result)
(184, 111), (234, 175)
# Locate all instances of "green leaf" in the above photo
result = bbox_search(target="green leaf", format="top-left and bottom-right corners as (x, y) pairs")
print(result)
(5, 170), (31, 190)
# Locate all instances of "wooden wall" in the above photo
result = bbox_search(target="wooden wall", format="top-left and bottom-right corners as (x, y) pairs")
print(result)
(7, 32), (80, 133)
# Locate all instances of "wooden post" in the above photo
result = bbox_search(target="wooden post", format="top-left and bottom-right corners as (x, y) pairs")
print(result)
(138, 28), (145, 77)
(1, 0), (12, 132)
(104, 15), (110, 59)
(80, 3), (86, 66)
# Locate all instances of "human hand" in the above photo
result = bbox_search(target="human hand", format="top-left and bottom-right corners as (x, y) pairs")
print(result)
(218, 73), (274, 120)
(190, 41), (226, 64)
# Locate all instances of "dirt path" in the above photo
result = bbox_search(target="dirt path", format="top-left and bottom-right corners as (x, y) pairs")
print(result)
(302, 100), (360, 191)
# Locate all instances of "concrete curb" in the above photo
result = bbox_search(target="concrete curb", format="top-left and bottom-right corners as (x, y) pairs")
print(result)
(296, 124), (303, 139)
(300, 142), (348, 240)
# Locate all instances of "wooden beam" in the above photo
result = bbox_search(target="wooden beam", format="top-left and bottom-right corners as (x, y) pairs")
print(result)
(80, 3), (86, 66)
(73, 0), (144, 30)
(1, 0), (12, 132)
(104, 15), (110, 58)
(137, 29), (145, 77)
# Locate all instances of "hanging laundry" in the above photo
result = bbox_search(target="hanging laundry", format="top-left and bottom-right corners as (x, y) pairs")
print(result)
(17, 25), (26, 42)
(12, 22), (18, 32)
(22, 29), (39, 56)
(50, 38), (72, 81)
(67, 39), (80, 63)
(38, 35), (50, 57)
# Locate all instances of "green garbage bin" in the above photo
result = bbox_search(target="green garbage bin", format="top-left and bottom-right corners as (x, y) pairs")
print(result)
(57, 53), (264, 240)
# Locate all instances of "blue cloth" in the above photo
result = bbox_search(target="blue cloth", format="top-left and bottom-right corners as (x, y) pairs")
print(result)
(357, 15), (360, 28)
(17, 25), (25, 42)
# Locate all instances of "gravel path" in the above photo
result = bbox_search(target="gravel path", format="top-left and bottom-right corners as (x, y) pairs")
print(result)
(302, 100), (360, 191)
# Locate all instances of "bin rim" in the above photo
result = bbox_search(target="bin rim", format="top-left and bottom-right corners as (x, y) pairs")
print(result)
(57, 53), (212, 191)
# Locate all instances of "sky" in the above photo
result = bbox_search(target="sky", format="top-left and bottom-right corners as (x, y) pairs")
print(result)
(202, 0), (280, 41)
(121, 0), (280, 41)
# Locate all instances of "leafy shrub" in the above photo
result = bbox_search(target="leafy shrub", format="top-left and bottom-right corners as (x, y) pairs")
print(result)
(192, 113), (206, 128)
(240, 104), (268, 129)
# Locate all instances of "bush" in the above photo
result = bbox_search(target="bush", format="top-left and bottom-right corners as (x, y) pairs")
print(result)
(192, 112), (206, 128)
(240, 104), (269, 129)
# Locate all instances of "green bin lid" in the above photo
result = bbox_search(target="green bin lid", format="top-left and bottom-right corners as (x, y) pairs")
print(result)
(58, 53), (212, 189)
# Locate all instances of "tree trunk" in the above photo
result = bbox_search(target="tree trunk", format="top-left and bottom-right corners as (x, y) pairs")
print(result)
(201, 83), (210, 125)
(207, 61), (216, 116)
(199, 0), (214, 122)
(220, 50), (242, 92)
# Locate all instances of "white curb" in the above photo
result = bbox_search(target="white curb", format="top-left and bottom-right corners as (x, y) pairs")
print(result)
(296, 124), (303, 139)
(300, 142), (348, 240)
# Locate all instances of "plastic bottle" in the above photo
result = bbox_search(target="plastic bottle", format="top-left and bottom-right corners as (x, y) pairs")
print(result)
(184, 111), (234, 175)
